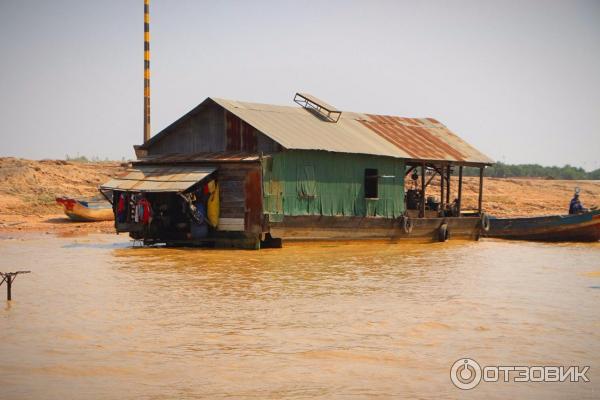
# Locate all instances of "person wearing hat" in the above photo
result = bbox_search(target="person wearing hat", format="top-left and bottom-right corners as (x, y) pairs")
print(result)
(569, 189), (588, 215)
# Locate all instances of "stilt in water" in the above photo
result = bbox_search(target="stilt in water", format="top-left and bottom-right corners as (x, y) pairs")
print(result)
(0, 271), (31, 301)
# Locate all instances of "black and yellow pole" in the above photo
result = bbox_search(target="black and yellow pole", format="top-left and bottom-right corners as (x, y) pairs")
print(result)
(143, 0), (151, 143)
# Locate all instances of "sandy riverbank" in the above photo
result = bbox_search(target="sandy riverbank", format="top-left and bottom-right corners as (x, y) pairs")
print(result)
(1, 157), (599, 234)
(0, 158), (124, 234)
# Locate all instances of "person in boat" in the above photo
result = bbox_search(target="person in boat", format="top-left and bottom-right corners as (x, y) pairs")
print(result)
(569, 192), (588, 215)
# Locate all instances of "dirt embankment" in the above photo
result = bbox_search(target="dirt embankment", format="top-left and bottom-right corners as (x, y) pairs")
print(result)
(0, 157), (599, 234)
(0, 158), (125, 233)
(458, 176), (599, 217)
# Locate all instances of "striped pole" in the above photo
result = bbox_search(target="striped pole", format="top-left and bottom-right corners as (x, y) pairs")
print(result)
(143, 0), (151, 143)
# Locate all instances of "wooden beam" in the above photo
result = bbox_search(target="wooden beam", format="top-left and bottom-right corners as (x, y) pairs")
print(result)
(420, 163), (426, 218)
(478, 167), (484, 214)
(446, 165), (451, 205)
(425, 171), (439, 188)
(457, 166), (463, 216)
(430, 165), (444, 178)
(440, 165), (445, 211)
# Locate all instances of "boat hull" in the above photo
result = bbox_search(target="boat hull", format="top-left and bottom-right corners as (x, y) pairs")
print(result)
(485, 210), (600, 242)
(56, 197), (113, 222)
(269, 215), (482, 242)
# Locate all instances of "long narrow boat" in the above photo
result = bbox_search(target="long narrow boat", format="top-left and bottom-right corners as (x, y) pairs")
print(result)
(485, 209), (600, 242)
(55, 195), (113, 222)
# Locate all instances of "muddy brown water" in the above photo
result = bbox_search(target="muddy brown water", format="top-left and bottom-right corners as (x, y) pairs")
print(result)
(0, 233), (599, 399)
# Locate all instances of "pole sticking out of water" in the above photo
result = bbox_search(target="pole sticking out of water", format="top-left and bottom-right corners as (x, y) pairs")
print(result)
(0, 271), (30, 301)
(143, 0), (151, 143)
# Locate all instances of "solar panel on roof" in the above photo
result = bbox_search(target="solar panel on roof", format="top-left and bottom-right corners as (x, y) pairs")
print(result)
(294, 93), (342, 123)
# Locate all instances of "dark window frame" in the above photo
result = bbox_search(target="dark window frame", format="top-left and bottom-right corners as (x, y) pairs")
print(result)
(364, 168), (379, 199)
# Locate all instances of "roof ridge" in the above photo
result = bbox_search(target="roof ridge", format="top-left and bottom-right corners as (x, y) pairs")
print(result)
(211, 97), (443, 122)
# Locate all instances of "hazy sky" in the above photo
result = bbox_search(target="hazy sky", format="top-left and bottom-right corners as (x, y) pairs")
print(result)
(1, 0), (599, 169)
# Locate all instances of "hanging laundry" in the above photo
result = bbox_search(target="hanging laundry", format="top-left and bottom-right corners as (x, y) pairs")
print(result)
(207, 180), (220, 228)
(117, 193), (126, 223)
(138, 197), (153, 224)
(134, 200), (140, 223)
(191, 202), (208, 239)
(129, 194), (137, 222)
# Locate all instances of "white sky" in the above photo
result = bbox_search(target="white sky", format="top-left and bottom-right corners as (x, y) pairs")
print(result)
(1, 0), (599, 170)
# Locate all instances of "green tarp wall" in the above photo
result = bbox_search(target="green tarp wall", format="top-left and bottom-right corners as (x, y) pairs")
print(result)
(262, 150), (405, 220)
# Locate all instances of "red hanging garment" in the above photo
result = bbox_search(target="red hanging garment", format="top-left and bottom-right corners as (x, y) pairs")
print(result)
(139, 198), (152, 224)
(117, 195), (125, 213)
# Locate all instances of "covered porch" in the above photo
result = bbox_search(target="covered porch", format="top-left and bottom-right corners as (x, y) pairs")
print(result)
(403, 161), (489, 219)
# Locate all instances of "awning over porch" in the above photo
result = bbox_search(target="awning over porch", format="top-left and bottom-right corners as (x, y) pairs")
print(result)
(100, 166), (216, 193)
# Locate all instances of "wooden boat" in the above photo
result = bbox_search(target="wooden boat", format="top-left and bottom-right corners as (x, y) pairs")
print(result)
(55, 195), (113, 222)
(485, 209), (600, 242)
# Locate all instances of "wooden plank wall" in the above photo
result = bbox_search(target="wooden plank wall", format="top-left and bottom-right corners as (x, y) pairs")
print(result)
(148, 104), (226, 155)
(217, 162), (262, 233)
(146, 103), (281, 156)
(225, 111), (281, 153)
(244, 169), (263, 234)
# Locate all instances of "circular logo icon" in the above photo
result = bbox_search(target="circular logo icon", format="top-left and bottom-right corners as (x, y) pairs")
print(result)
(450, 358), (482, 390)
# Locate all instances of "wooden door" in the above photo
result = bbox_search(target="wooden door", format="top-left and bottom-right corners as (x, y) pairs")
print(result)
(244, 168), (263, 234)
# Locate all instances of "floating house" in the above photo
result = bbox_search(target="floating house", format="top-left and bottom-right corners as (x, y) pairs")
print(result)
(101, 93), (493, 248)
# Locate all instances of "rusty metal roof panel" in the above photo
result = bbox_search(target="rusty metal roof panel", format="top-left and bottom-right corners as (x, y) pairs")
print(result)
(211, 98), (493, 164)
(100, 166), (216, 192)
(356, 115), (493, 163)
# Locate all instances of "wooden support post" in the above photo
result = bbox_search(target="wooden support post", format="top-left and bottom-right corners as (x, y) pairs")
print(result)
(446, 165), (451, 205)
(420, 163), (426, 218)
(440, 165), (445, 211)
(0, 271), (30, 301)
(457, 165), (463, 216)
(478, 167), (484, 215)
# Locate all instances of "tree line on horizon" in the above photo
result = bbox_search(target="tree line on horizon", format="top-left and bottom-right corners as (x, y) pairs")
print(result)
(461, 162), (600, 180)
(65, 154), (127, 163)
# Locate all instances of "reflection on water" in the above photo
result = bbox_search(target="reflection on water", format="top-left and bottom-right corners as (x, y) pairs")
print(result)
(0, 234), (599, 399)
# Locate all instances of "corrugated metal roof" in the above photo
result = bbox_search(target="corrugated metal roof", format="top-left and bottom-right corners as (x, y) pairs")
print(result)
(141, 97), (493, 165)
(358, 115), (472, 162)
(100, 166), (216, 192)
(211, 98), (407, 158)
(210, 98), (493, 165)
